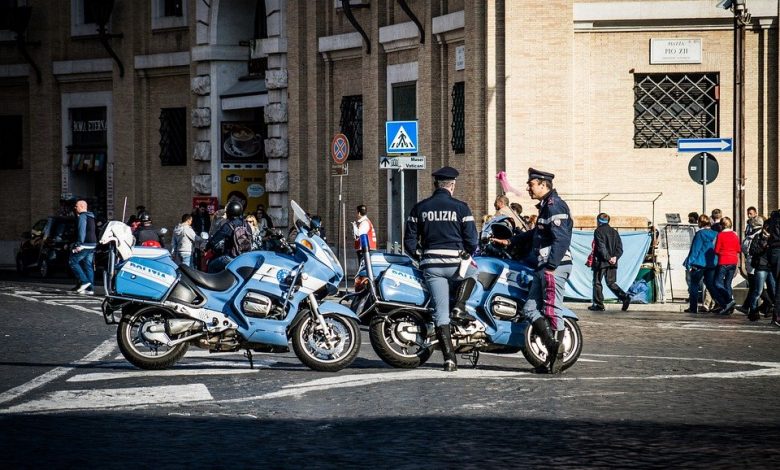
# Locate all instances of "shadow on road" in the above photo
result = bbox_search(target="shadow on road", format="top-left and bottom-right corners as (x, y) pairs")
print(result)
(1, 413), (778, 467)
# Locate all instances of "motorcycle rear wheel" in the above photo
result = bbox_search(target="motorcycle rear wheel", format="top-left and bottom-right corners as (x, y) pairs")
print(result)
(369, 309), (432, 369)
(522, 317), (582, 372)
(291, 312), (361, 372)
(117, 307), (190, 370)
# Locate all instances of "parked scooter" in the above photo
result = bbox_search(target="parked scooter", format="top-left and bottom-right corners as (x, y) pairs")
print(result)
(344, 217), (582, 370)
(99, 201), (361, 372)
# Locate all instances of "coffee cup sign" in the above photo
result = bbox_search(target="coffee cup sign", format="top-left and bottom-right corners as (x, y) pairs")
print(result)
(221, 122), (264, 162)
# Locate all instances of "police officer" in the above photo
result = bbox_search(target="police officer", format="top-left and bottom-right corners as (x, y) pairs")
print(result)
(493, 168), (573, 374)
(404, 166), (479, 372)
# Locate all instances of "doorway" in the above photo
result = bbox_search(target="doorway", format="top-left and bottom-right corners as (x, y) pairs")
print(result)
(388, 82), (417, 249)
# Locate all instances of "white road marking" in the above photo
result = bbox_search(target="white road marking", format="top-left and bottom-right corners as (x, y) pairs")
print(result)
(218, 355), (780, 402)
(0, 339), (115, 407)
(0, 384), (212, 414)
(0, 289), (104, 316)
(655, 321), (780, 334)
(67, 367), (265, 382)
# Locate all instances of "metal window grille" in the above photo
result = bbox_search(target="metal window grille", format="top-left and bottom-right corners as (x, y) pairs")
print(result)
(159, 107), (186, 166)
(163, 0), (183, 17)
(0, 115), (23, 170)
(634, 73), (719, 148)
(339, 95), (363, 160)
(451, 81), (465, 154)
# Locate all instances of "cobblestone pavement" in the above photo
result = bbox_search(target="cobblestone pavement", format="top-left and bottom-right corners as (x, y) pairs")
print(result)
(0, 281), (778, 468)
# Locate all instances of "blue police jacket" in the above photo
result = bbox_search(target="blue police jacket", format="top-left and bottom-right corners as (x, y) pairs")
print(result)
(404, 188), (478, 269)
(683, 227), (718, 268)
(515, 189), (573, 270)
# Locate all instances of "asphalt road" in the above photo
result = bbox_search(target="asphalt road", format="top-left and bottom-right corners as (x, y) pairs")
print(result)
(0, 278), (779, 468)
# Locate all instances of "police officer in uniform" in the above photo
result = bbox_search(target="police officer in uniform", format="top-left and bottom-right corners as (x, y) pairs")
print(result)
(404, 166), (479, 372)
(494, 168), (573, 373)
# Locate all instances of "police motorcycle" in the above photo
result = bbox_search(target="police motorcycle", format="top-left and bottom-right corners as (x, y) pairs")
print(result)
(344, 216), (582, 370)
(98, 200), (361, 372)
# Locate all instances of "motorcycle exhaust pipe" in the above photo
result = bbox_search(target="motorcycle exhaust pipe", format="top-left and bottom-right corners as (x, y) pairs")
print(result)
(166, 318), (201, 335)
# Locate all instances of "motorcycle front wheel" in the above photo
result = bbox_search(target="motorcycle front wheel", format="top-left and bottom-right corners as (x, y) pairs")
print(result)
(522, 317), (582, 372)
(291, 312), (361, 372)
(117, 307), (190, 370)
(369, 308), (432, 369)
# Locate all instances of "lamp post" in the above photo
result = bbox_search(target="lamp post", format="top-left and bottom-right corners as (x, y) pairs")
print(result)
(720, 0), (751, 240)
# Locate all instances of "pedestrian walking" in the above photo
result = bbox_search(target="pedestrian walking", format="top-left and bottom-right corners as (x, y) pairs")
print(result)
(245, 214), (264, 250)
(687, 212), (699, 225)
(352, 204), (377, 255)
(739, 217), (776, 321)
(710, 208), (724, 232)
(712, 217), (740, 315)
(683, 215), (719, 313)
(588, 213), (631, 312)
(69, 200), (97, 295)
(192, 202), (211, 235)
(764, 210), (780, 327)
(404, 166), (479, 372)
(172, 213), (203, 268)
(745, 206), (758, 237)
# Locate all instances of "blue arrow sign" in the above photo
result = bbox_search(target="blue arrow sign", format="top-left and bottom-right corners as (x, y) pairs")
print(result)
(386, 121), (418, 154)
(677, 138), (733, 153)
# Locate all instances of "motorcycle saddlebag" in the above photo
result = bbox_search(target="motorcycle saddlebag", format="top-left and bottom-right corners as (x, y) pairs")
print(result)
(115, 256), (178, 301)
(377, 264), (427, 306)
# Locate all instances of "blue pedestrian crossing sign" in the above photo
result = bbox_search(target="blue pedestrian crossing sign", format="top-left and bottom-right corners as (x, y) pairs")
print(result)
(386, 120), (418, 154)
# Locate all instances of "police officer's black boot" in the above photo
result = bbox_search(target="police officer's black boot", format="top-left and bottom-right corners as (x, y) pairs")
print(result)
(435, 325), (458, 372)
(549, 329), (566, 374)
(531, 317), (560, 374)
(451, 278), (477, 324)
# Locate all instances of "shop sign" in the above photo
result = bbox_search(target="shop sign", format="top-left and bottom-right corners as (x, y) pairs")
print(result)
(192, 196), (219, 215)
(650, 38), (702, 64)
(221, 121), (266, 164)
(220, 168), (268, 214)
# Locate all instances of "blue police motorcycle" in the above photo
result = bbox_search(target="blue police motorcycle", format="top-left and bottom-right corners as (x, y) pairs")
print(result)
(345, 217), (582, 370)
(99, 201), (361, 372)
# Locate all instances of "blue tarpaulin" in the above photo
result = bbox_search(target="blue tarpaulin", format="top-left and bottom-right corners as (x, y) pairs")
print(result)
(564, 230), (652, 301)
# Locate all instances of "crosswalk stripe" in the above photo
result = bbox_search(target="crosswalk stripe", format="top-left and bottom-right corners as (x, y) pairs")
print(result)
(0, 384), (213, 414)
(66, 365), (269, 383)
(0, 339), (116, 406)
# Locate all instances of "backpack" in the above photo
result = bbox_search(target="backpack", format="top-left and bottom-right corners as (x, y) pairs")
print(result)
(229, 221), (253, 257)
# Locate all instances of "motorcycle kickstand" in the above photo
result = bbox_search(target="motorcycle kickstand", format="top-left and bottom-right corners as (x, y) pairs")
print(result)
(461, 350), (479, 368)
(244, 349), (254, 369)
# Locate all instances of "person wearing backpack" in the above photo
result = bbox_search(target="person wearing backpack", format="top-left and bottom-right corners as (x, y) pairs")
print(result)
(765, 210), (780, 327)
(205, 201), (253, 273)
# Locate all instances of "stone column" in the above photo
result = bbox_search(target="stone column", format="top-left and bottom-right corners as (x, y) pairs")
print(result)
(263, 0), (290, 228)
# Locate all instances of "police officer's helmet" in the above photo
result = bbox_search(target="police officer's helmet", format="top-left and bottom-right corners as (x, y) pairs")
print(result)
(139, 212), (151, 224)
(226, 201), (243, 219)
(482, 215), (514, 240)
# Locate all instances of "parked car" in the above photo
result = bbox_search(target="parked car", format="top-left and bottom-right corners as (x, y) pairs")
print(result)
(16, 216), (77, 278)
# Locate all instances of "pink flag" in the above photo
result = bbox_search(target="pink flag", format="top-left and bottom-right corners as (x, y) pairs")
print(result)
(496, 171), (525, 196)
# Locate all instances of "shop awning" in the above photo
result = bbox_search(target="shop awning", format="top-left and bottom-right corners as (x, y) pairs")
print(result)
(220, 79), (268, 111)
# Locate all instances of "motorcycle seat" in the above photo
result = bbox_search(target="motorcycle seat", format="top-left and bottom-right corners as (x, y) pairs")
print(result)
(179, 264), (237, 291)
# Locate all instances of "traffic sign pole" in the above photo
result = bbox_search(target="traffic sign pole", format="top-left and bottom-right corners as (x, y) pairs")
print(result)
(702, 153), (707, 215)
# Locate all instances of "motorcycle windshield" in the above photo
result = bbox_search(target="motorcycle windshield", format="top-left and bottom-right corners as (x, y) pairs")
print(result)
(289, 200), (343, 280)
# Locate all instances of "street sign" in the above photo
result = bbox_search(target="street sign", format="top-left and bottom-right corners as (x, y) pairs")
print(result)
(385, 121), (418, 154)
(688, 152), (718, 185)
(331, 133), (350, 164)
(379, 155), (426, 170)
(677, 137), (733, 153)
(331, 163), (348, 176)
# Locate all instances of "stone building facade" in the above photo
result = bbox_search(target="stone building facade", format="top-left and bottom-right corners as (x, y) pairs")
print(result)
(0, 0), (287, 264)
(287, 0), (780, 261)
